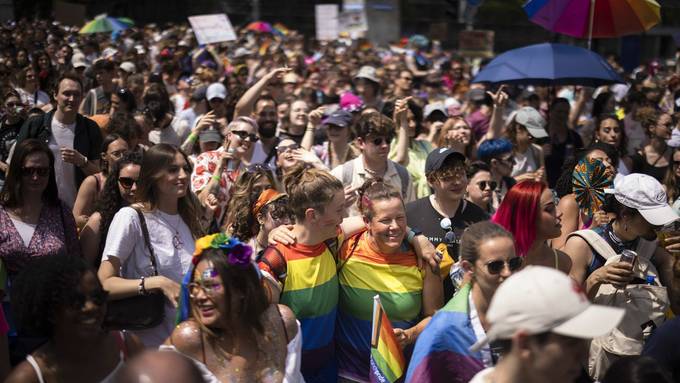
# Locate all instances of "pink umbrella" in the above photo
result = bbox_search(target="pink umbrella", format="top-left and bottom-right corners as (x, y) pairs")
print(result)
(524, 0), (661, 48)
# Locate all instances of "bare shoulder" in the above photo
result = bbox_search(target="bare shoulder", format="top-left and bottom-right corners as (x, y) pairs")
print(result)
(558, 193), (578, 209)
(555, 249), (574, 274)
(275, 304), (298, 342)
(166, 320), (204, 359)
(563, 234), (592, 262)
(122, 331), (145, 358)
(4, 360), (40, 383)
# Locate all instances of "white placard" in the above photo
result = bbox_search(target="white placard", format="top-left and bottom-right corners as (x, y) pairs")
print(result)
(188, 14), (236, 45)
(339, 10), (368, 39)
(315, 4), (339, 41)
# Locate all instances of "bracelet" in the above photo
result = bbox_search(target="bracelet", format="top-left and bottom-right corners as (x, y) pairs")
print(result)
(79, 155), (87, 168)
(188, 132), (199, 143)
(138, 276), (147, 295)
(211, 174), (221, 182)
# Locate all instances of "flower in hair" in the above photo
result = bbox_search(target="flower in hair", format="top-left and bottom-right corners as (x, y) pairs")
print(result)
(192, 233), (253, 266)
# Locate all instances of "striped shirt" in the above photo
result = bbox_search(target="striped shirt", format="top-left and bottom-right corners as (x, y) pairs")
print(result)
(258, 236), (341, 382)
(337, 231), (424, 382)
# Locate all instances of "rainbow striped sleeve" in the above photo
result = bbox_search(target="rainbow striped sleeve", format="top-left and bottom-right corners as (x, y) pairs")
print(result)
(278, 243), (339, 380)
(405, 283), (485, 383)
(370, 295), (407, 383)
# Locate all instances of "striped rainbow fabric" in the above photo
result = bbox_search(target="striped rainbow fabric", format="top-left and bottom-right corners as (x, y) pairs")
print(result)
(337, 232), (423, 382)
(262, 241), (339, 381)
(405, 283), (485, 382)
(370, 295), (406, 383)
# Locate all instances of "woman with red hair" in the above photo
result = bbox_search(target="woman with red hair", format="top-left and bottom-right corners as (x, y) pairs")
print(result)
(491, 180), (572, 274)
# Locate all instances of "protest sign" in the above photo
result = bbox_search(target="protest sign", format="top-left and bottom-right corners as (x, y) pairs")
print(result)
(316, 4), (339, 41)
(188, 14), (236, 45)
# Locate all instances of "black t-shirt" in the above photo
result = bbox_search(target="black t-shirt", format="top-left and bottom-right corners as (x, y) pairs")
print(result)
(0, 118), (22, 179)
(643, 317), (680, 381)
(405, 197), (489, 300)
(545, 130), (584, 188)
(631, 152), (669, 182)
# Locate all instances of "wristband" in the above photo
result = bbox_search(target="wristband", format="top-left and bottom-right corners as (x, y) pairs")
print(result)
(407, 228), (423, 243)
(79, 155), (87, 168)
(188, 132), (198, 143)
(211, 174), (221, 182)
(138, 276), (147, 295)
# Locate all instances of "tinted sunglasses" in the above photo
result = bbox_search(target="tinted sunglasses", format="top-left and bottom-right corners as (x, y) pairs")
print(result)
(68, 289), (109, 310)
(276, 143), (300, 153)
(496, 156), (515, 166)
(477, 181), (498, 191)
(118, 177), (138, 189)
(368, 136), (392, 146)
(485, 257), (523, 275)
(231, 130), (259, 142)
(245, 163), (273, 173)
(22, 166), (50, 177)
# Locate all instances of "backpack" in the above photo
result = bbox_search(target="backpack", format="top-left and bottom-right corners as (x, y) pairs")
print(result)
(341, 159), (410, 199)
(567, 230), (670, 381)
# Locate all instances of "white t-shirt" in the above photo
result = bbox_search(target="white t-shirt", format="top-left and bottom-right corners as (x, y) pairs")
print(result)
(102, 207), (195, 347)
(469, 293), (493, 368)
(16, 88), (50, 108)
(148, 116), (190, 147)
(9, 217), (36, 247)
(48, 118), (77, 207)
(249, 140), (277, 169)
(469, 367), (495, 383)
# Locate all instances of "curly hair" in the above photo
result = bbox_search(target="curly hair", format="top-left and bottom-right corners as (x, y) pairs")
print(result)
(223, 166), (276, 241)
(95, 150), (143, 257)
(11, 255), (90, 338)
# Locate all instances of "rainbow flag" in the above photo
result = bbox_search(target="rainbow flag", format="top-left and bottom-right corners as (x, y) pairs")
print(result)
(370, 295), (406, 383)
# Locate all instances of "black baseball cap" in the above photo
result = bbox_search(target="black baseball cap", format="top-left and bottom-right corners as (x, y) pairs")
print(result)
(425, 148), (466, 174)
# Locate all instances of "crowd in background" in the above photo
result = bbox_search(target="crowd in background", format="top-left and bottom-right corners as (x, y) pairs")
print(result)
(0, 17), (678, 383)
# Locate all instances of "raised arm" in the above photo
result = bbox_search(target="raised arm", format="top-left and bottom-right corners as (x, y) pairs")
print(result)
(392, 97), (412, 166)
(479, 85), (508, 145)
(234, 67), (290, 117)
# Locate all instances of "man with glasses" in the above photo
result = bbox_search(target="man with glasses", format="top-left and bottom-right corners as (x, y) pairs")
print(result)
(331, 112), (414, 217)
(393, 70), (415, 99)
(79, 59), (116, 116)
(477, 138), (517, 210)
(0, 90), (25, 188)
(406, 148), (488, 300)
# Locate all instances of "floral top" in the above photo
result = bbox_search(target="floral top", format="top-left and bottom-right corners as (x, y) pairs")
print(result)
(0, 202), (80, 278)
(190, 147), (237, 225)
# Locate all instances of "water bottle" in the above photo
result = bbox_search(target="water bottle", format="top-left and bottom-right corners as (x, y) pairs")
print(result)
(646, 275), (655, 285)
(619, 249), (637, 264)
(226, 148), (237, 171)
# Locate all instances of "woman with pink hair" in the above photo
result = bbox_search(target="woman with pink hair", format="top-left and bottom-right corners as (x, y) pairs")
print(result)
(491, 180), (571, 274)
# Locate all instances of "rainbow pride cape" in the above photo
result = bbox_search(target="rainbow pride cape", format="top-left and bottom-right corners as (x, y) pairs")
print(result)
(369, 295), (406, 383)
(404, 283), (484, 382)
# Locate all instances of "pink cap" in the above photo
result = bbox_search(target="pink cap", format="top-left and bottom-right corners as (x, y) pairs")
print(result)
(340, 92), (363, 112)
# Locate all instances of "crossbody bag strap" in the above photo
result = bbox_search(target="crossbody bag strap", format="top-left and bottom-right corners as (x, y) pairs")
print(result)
(336, 233), (361, 274)
(132, 207), (159, 276)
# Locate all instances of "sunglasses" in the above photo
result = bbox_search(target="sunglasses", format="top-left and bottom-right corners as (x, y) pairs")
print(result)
(368, 136), (392, 146)
(22, 166), (50, 177)
(485, 257), (523, 275)
(118, 177), (138, 189)
(231, 130), (259, 142)
(276, 143), (300, 154)
(496, 156), (515, 166)
(245, 163), (273, 173)
(477, 181), (498, 191)
(400, 76), (413, 81)
(68, 289), (109, 310)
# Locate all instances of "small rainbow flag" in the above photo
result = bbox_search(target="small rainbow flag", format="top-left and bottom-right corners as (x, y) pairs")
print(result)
(370, 295), (406, 383)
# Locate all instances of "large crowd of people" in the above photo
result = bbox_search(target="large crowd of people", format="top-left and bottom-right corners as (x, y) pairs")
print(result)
(0, 16), (678, 383)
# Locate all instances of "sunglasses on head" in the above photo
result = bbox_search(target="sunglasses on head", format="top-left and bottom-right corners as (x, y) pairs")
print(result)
(276, 143), (300, 153)
(118, 177), (138, 189)
(485, 257), (523, 275)
(477, 181), (497, 191)
(231, 130), (259, 142)
(22, 166), (50, 177)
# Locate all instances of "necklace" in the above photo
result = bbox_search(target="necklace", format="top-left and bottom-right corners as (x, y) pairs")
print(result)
(156, 211), (184, 249)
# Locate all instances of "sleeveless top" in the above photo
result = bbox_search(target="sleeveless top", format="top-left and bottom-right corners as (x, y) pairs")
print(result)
(336, 231), (423, 382)
(585, 224), (655, 277)
(25, 331), (127, 383)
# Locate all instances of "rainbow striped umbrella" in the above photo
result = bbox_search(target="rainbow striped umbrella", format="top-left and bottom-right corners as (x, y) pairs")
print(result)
(272, 22), (290, 36)
(246, 21), (273, 33)
(117, 17), (135, 27)
(79, 14), (130, 34)
(524, 0), (661, 48)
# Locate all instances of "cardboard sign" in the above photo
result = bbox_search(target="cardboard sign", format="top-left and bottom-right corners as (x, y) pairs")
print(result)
(458, 30), (494, 58)
(315, 4), (339, 41)
(188, 14), (237, 45)
(339, 10), (368, 39)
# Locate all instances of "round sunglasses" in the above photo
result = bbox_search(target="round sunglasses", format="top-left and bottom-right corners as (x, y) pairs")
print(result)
(485, 257), (523, 275)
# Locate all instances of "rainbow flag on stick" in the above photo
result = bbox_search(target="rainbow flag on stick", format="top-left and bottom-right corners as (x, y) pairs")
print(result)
(370, 295), (406, 383)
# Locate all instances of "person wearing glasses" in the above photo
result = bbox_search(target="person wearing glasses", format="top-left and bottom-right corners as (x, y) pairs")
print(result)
(165, 235), (301, 383)
(89, 88), (137, 132)
(331, 112), (415, 217)
(336, 179), (443, 382)
(0, 90), (26, 189)
(477, 138), (516, 210)
(465, 162), (495, 215)
(141, 83), (190, 147)
(0, 139), (80, 279)
(406, 221), (522, 383)
(492, 180), (571, 275)
(79, 59), (116, 116)
(80, 151), (142, 267)
(406, 149), (488, 300)
(191, 117), (260, 227)
(308, 110), (358, 170)
(6, 255), (144, 383)
(392, 70), (415, 99)
(98, 144), (204, 347)
(72, 133), (129, 228)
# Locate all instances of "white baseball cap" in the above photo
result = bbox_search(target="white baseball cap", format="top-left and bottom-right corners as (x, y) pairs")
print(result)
(206, 82), (227, 101)
(354, 65), (379, 84)
(511, 106), (548, 139)
(119, 61), (136, 74)
(470, 266), (624, 352)
(424, 102), (448, 120)
(608, 173), (679, 226)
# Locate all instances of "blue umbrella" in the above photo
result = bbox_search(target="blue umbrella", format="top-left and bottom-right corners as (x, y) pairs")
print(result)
(472, 43), (624, 87)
